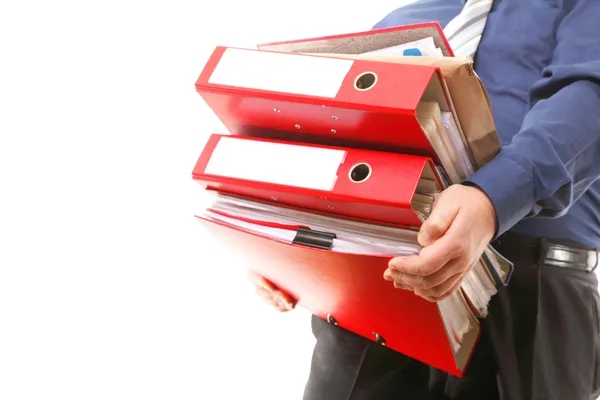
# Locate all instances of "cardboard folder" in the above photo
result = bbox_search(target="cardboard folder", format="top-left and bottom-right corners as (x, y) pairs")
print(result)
(258, 21), (454, 57)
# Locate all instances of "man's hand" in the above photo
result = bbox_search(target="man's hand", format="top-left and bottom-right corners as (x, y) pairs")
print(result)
(250, 273), (296, 312)
(383, 184), (497, 302)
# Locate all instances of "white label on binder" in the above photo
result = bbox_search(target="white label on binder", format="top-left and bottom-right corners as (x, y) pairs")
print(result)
(204, 137), (346, 191)
(208, 48), (354, 98)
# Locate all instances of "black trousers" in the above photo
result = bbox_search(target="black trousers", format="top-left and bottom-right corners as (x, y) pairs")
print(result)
(302, 232), (600, 400)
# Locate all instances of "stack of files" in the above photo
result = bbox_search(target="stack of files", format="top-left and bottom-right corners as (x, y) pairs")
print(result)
(191, 21), (513, 376)
(247, 21), (510, 282)
(192, 133), (510, 376)
(196, 45), (473, 184)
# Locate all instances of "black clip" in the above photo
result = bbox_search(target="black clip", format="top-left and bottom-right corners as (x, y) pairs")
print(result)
(292, 228), (336, 250)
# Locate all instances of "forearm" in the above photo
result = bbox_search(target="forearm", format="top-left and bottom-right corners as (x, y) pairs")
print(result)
(466, 78), (600, 237)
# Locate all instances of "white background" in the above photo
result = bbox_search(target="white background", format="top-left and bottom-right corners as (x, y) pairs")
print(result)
(0, 1), (415, 399)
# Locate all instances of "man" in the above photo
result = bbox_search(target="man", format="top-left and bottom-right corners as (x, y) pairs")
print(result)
(257, 1), (600, 398)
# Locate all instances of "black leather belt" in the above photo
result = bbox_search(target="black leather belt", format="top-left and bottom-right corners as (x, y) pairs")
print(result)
(539, 240), (599, 272)
(492, 232), (599, 273)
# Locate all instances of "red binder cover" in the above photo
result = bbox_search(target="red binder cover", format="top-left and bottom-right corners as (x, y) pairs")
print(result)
(194, 46), (461, 165)
(195, 213), (480, 377)
(257, 21), (454, 57)
(192, 134), (444, 228)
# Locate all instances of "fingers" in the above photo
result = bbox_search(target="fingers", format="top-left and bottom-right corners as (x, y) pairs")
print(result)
(417, 200), (460, 246)
(414, 273), (466, 302)
(389, 233), (465, 277)
(385, 248), (476, 302)
(274, 289), (296, 311)
(256, 286), (295, 312)
(383, 267), (465, 302)
(251, 274), (296, 312)
(414, 270), (465, 302)
(249, 273), (275, 291)
(274, 295), (295, 312)
(383, 269), (409, 289)
(384, 256), (467, 289)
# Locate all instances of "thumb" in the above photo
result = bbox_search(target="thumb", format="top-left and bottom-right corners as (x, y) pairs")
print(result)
(418, 201), (459, 246)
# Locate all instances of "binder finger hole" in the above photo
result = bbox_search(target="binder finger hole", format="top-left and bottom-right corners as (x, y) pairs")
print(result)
(349, 163), (372, 183)
(354, 72), (377, 91)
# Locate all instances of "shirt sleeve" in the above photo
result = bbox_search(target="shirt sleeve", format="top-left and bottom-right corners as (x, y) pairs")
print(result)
(464, 0), (600, 238)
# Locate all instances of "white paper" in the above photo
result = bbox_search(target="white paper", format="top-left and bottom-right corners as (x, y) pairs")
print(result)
(202, 209), (416, 257)
(209, 48), (355, 98)
(437, 291), (472, 353)
(209, 192), (420, 248)
(442, 112), (475, 176)
(204, 137), (347, 191)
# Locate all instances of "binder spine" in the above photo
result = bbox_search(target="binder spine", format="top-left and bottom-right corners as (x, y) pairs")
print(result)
(292, 228), (336, 250)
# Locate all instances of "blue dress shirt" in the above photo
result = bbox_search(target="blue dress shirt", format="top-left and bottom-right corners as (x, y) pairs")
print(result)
(374, 0), (600, 248)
